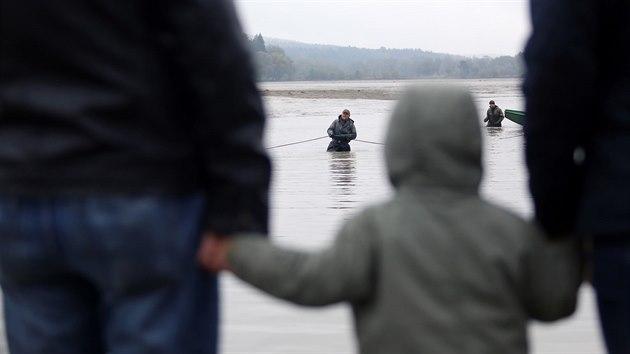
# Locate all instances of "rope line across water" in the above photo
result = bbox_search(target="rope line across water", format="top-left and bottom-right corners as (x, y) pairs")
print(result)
(355, 139), (385, 145)
(265, 133), (518, 150)
(265, 136), (328, 150)
(265, 136), (385, 150)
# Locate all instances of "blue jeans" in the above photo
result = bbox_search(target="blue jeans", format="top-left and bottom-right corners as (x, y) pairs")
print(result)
(592, 235), (630, 354)
(0, 195), (218, 354)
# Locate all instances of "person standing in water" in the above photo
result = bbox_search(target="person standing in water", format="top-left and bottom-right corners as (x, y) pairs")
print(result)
(327, 109), (357, 152)
(484, 100), (505, 127)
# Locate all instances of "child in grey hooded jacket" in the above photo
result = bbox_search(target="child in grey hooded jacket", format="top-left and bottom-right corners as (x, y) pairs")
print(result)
(199, 85), (581, 354)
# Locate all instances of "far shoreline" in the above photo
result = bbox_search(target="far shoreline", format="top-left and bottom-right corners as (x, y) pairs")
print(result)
(257, 77), (522, 100)
(260, 88), (400, 100)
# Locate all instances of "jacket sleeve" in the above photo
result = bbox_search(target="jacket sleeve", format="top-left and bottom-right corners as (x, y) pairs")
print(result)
(228, 218), (376, 306)
(520, 223), (581, 321)
(156, 0), (271, 234)
(523, 0), (596, 236)
(348, 123), (357, 140)
(327, 120), (337, 137)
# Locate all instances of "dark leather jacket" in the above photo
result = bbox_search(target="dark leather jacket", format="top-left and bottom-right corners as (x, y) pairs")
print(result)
(524, 0), (630, 236)
(0, 0), (271, 233)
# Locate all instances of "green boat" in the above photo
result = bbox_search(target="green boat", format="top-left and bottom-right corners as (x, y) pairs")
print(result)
(504, 109), (525, 125)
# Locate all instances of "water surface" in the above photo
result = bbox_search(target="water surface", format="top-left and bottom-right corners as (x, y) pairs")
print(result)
(222, 79), (605, 354)
(0, 79), (605, 354)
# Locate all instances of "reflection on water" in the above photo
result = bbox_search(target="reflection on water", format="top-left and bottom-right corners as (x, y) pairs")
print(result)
(328, 152), (356, 210)
(486, 126), (503, 137)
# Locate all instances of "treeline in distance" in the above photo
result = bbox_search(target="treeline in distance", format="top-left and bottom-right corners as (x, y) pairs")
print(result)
(247, 34), (524, 81)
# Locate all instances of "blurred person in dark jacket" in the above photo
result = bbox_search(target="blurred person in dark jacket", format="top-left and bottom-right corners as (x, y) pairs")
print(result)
(0, 1), (270, 353)
(524, 0), (630, 353)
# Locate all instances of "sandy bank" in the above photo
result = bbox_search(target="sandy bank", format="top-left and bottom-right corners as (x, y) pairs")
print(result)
(260, 88), (400, 100)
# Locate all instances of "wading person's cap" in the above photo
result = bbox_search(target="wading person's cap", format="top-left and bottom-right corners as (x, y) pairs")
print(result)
(489, 100), (495, 105)
(342, 109), (350, 114)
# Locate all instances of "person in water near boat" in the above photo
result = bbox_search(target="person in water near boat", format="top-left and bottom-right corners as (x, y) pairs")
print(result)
(198, 85), (581, 354)
(524, 0), (630, 352)
(484, 100), (505, 127)
(326, 109), (357, 152)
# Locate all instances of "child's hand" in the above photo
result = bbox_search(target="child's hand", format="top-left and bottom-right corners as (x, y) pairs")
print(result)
(197, 232), (233, 272)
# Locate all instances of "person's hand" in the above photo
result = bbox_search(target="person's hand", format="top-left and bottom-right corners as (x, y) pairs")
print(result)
(483, 117), (489, 122)
(197, 231), (233, 273)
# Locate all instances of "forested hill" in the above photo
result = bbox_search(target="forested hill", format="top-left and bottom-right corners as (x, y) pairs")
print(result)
(248, 34), (524, 81)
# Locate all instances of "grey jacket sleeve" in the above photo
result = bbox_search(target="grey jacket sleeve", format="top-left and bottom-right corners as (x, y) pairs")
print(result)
(521, 224), (581, 321)
(228, 220), (376, 306)
(348, 123), (357, 140)
(327, 120), (337, 137)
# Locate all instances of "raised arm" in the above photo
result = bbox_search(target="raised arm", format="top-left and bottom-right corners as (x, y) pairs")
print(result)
(225, 218), (377, 306)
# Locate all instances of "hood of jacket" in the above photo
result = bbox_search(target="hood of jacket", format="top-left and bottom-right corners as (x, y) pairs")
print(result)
(385, 85), (482, 193)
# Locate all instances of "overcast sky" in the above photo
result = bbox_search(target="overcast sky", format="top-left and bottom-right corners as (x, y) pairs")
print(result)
(234, 0), (532, 57)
